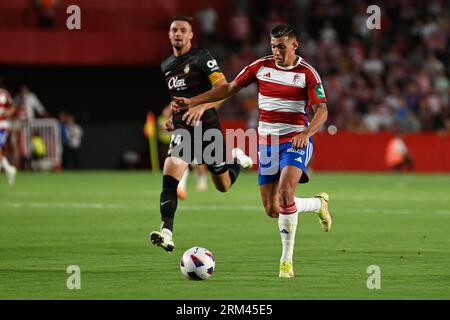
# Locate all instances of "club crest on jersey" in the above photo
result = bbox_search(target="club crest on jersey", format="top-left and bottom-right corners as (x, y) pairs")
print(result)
(184, 64), (190, 74)
(292, 74), (301, 85)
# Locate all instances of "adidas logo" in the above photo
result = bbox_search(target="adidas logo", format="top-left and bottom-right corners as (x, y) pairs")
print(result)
(263, 72), (271, 78)
(280, 229), (289, 234)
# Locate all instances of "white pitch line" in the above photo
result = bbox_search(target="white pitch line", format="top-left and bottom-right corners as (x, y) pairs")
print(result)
(2, 191), (159, 198)
(1, 202), (450, 215)
(1, 202), (126, 210)
(4, 192), (449, 204)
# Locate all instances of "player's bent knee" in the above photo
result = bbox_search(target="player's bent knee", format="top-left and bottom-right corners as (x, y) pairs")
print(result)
(214, 182), (230, 193)
(211, 171), (232, 193)
(164, 157), (188, 178)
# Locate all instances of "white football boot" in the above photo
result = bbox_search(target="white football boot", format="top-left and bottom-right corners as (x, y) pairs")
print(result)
(150, 228), (175, 252)
(232, 148), (253, 169)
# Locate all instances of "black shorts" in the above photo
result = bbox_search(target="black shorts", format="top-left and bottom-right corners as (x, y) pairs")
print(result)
(167, 118), (228, 174)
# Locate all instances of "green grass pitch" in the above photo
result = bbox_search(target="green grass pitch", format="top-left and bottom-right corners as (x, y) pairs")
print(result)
(0, 171), (449, 299)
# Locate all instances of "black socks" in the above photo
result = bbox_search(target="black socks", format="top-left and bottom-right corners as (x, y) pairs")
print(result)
(160, 175), (179, 231)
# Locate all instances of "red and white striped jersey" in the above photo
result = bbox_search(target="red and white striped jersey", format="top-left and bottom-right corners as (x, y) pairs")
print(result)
(0, 88), (13, 128)
(234, 56), (327, 143)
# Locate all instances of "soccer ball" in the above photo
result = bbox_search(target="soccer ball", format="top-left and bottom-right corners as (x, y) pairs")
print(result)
(180, 247), (215, 280)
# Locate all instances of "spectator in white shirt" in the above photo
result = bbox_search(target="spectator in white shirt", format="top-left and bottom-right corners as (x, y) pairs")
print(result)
(14, 85), (50, 120)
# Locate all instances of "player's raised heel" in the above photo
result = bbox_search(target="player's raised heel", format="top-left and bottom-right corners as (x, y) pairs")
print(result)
(315, 192), (332, 232)
(279, 261), (295, 278)
(177, 188), (187, 200)
(232, 148), (253, 169)
(150, 228), (175, 252)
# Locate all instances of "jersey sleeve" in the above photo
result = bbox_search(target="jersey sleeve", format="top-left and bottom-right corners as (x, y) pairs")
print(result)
(234, 62), (258, 88)
(160, 60), (166, 74)
(196, 49), (226, 86)
(305, 66), (327, 105)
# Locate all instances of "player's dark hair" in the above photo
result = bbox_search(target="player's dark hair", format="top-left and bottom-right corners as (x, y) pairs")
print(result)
(270, 24), (298, 40)
(171, 15), (194, 27)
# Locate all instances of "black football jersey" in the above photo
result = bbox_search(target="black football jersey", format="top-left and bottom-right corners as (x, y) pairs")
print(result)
(161, 47), (225, 127)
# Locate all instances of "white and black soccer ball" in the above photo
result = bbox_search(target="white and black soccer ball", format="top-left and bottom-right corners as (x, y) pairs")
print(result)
(180, 247), (215, 280)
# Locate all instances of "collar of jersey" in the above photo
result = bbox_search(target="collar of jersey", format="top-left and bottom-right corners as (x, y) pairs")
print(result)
(275, 56), (303, 70)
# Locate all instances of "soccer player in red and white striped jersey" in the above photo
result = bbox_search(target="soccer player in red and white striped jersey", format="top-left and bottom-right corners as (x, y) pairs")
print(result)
(0, 88), (17, 186)
(174, 24), (333, 278)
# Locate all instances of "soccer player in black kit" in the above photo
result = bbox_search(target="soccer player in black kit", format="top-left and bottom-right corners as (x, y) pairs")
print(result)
(150, 16), (253, 252)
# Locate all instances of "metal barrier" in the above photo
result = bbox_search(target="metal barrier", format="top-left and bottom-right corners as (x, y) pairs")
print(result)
(9, 118), (62, 171)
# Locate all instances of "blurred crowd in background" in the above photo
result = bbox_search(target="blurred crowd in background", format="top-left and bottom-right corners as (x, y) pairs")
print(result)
(1, 0), (449, 137)
(194, 0), (449, 133)
(0, 80), (83, 171)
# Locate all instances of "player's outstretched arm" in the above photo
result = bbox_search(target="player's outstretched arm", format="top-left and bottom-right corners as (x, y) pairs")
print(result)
(181, 78), (229, 126)
(173, 80), (241, 110)
(201, 77), (229, 111)
(291, 103), (328, 149)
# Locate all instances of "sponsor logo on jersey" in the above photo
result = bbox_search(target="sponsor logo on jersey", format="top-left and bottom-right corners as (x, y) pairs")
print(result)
(257, 67), (305, 87)
(206, 59), (218, 69)
(315, 84), (326, 99)
(168, 76), (186, 90)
